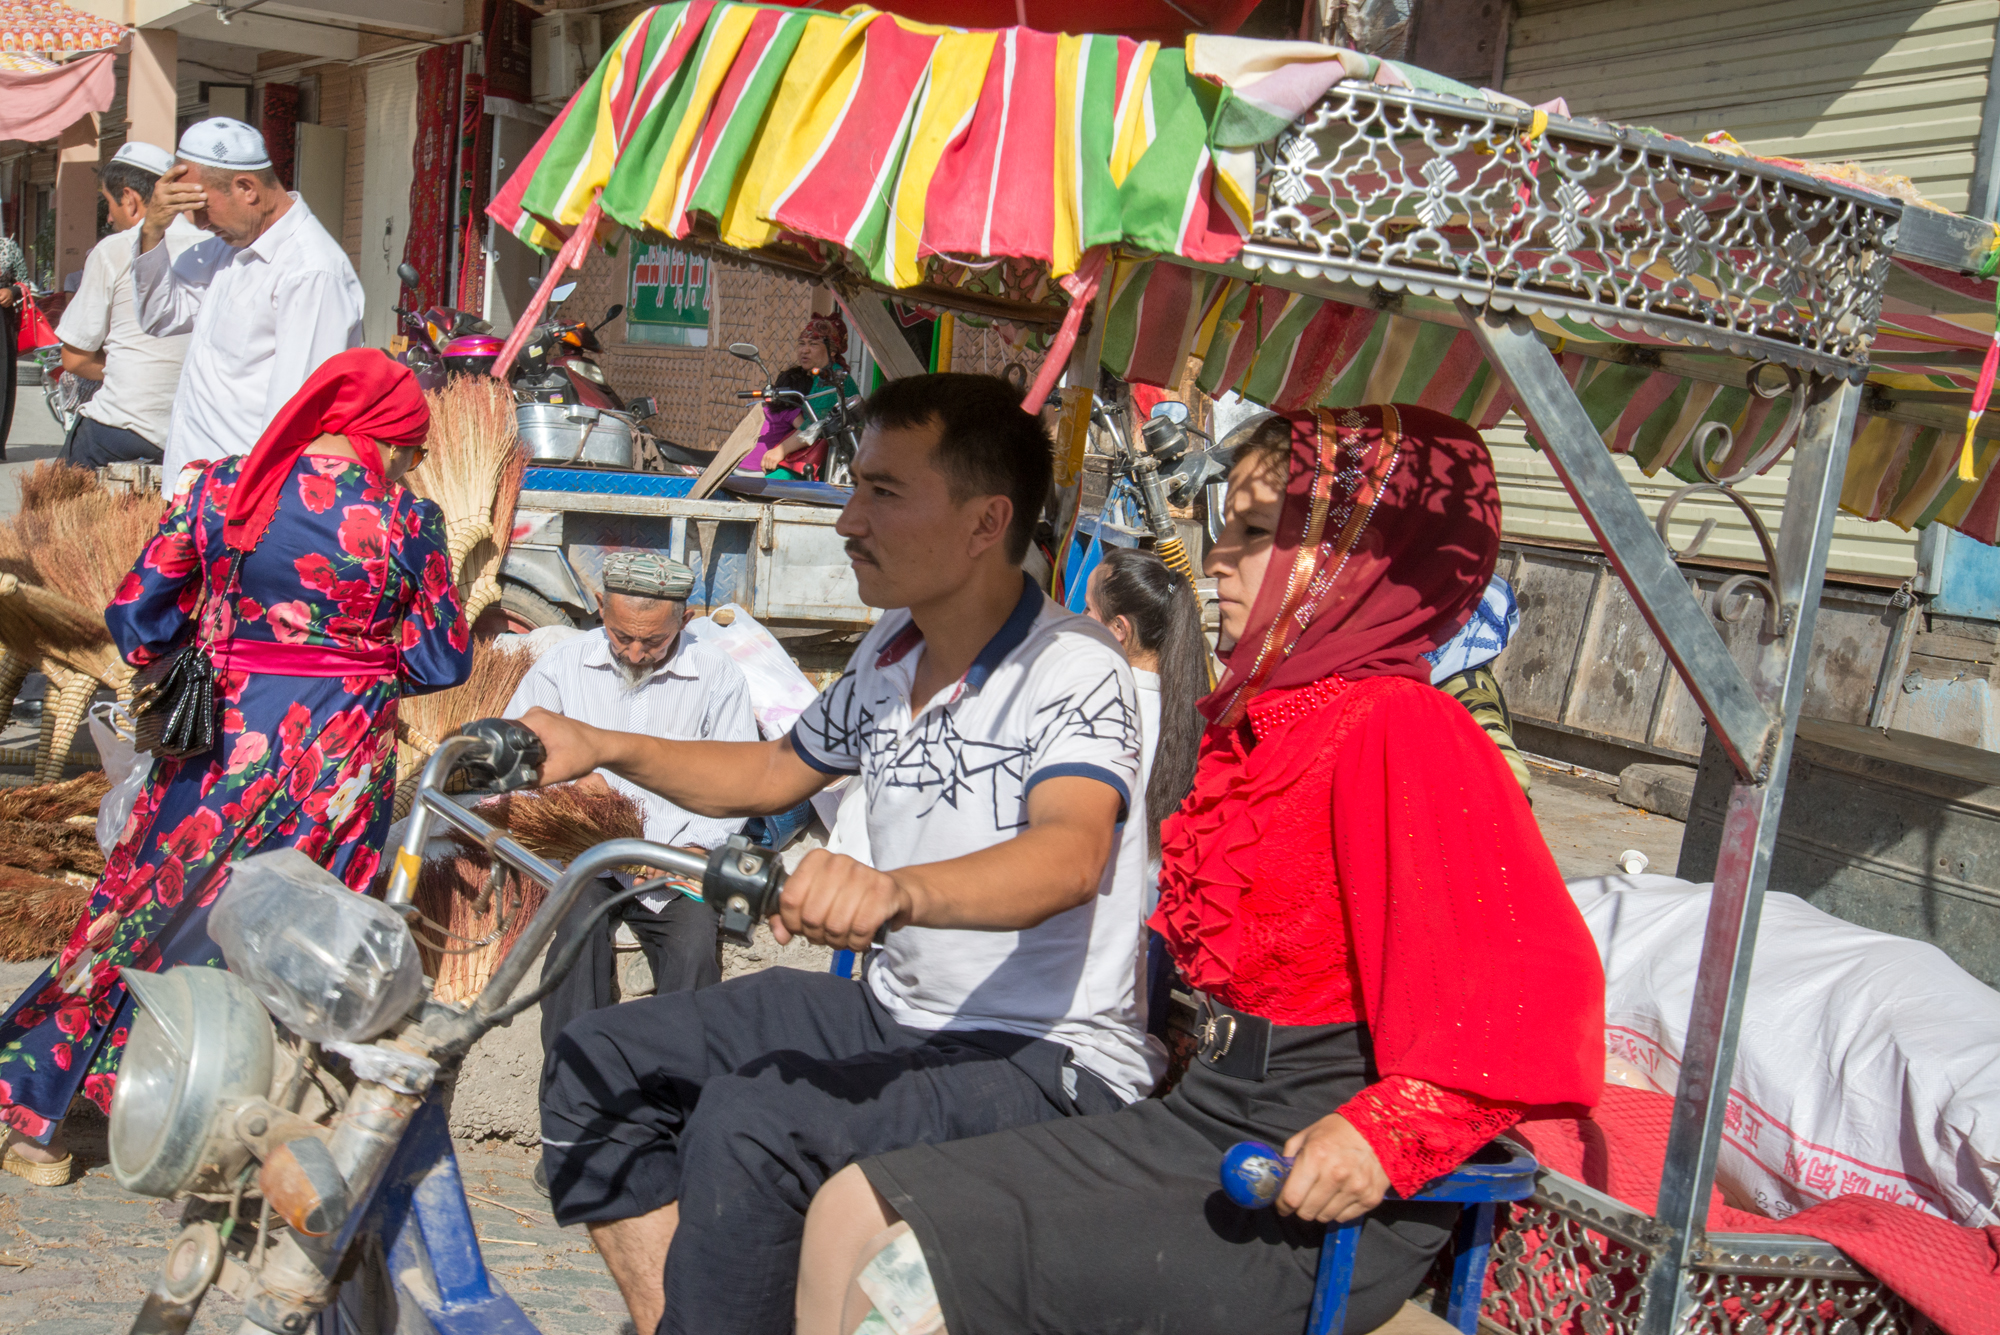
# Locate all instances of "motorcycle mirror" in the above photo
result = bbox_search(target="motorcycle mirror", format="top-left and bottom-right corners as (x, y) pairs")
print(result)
(551, 281), (577, 303)
(396, 262), (420, 289)
(1149, 400), (1191, 425)
(600, 303), (624, 327)
(728, 342), (762, 361)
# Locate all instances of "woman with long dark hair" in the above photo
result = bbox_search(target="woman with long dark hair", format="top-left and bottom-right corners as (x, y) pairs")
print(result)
(1084, 547), (1207, 860)
(795, 404), (1604, 1335)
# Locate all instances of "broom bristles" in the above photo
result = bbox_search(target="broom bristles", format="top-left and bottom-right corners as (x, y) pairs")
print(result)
(412, 781), (644, 1004)
(408, 378), (523, 537)
(470, 781), (645, 864)
(0, 575), (113, 655)
(0, 866), (89, 962)
(0, 771), (110, 823)
(17, 462), (100, 516)
(16, 489), (169, 615)
(398, 641), (537, 749)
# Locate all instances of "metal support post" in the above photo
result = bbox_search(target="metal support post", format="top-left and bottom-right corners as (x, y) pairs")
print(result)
(1639, 375), (1862, 1334)
(1459, 303), (1776, 778)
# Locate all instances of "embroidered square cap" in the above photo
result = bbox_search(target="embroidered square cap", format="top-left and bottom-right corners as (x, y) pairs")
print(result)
(602, 551), (694, 600)
(110, 142), (176, 177)
(176, 118), (272, 173)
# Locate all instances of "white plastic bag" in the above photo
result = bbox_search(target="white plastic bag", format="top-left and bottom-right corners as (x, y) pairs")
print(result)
(1570, 873), (2000, 1226)
(209, 848), (424, 1043)
(682, 603), (823, 740)
(87, 701), (150, 856)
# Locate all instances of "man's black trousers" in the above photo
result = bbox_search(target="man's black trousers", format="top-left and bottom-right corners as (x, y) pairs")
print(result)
(539, 966), (1121, 1335)
(536, 878), (722, 1054)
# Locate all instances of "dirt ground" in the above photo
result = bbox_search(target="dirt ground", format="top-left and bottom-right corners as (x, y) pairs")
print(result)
(0, 757), (1670, 1332)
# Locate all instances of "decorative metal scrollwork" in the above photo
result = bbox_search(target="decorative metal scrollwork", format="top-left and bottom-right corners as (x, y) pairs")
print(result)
(1653, 362), (1808, 638)
(1247, 87), (1900, 377)
(1480, 1192), (1918, 1335)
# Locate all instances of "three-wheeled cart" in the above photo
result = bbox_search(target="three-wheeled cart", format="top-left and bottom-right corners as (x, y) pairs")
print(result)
(116, 6), (1998, 1331)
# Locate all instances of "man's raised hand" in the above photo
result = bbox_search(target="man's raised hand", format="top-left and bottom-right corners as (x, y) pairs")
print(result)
(516, 707), (608, 785)
(139, 164), (206, 253)
(772, 849), (911, 951)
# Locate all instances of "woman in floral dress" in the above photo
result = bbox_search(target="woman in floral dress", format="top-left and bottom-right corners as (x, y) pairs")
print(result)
(0, 349), (472, 1182)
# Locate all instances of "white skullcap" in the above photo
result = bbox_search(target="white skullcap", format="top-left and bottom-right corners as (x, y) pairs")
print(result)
(110, 141), (176, 177)
(176, 117), (272, 172)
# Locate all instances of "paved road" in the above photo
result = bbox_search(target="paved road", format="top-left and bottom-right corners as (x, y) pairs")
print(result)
(0, 765), (1678, 1333)
(2, 373), (70, 520)
(0, 1126), (634, 1335)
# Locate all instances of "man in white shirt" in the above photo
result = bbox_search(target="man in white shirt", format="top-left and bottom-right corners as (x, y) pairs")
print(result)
(55, 142), (201, 467)
(519, 374), (1155, 1335)
(131, 117), (364, 489)
(503, 551), (760, 1061)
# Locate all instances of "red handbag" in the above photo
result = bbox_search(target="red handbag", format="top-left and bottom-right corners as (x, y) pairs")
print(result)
(16, 291), (58, 350)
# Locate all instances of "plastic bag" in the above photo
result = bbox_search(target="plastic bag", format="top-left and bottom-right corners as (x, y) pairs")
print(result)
(682, 604), (823, 739)
(1571, 874), (2000, 1226)
(87, 701), (150, 856)
(209, 848), (424, 1043)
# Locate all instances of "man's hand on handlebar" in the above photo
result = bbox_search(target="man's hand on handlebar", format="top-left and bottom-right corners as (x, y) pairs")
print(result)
(771, 849), (911, 952)
(515, 707), (606, 786)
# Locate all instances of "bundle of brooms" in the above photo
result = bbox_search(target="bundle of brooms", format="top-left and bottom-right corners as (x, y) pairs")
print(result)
(392, 640), (538, 817)
(0, 465), (168, 781)
(405, 377), (526, 628)
(410, 779), (646, 1004)
(0, 772), (114, 961)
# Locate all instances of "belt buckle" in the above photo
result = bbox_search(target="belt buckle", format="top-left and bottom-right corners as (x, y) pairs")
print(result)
(1196, 996), (1237, 1064)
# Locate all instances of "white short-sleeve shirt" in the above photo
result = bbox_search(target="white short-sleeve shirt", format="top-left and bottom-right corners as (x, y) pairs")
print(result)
(54, 218), (202, 446)
(505, 629), (760, 910)
(789, 573), (1163, 1102)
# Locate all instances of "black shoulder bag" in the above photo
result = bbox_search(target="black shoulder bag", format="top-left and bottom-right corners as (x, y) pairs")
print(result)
(131, 472), (246, 759)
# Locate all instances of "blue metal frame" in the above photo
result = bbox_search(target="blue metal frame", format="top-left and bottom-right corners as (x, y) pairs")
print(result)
(320, 1100), (541, 1335)
(1221, 1138), (1538, 1335)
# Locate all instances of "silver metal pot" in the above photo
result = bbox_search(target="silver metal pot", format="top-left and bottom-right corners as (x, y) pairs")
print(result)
(516, 403), (637, 468)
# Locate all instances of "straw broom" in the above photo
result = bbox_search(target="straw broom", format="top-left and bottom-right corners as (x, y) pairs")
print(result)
(0, 867), (90, 962)
(0, 463), (106, 740)
(392, 641), (537, 817)
(411, 780), (645, 1004)
(0, 487), (167, 779)
(406, 378), (526, 626)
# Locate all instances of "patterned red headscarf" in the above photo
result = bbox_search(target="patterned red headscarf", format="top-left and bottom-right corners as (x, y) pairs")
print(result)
(1203, 403), (1500, 726)
(224, 349), (430, 553)
(800, 313), (848, 363)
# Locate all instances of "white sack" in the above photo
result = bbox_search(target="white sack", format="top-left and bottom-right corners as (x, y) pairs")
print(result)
(681, 604), (822, 741)
(1569, 873), (2000, 1227)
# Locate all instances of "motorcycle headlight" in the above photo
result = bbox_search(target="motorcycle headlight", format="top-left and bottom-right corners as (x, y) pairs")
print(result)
(110, 966), (274, 1198)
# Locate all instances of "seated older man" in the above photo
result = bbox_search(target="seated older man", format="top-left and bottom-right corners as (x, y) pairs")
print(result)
(504, 552), (759, 1073)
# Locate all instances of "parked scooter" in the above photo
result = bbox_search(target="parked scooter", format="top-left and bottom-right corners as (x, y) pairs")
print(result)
(113, 720), (796, 1334)
(726, 340), (865, 485)
(389, 262), (489, 392)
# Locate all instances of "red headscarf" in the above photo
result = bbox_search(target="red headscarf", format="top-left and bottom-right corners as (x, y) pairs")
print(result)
(1154, 403), (1604, 1114)
(1204, 402), (1500, 725)
(224, 349), (430, 553)
(801, 312), (848, 363)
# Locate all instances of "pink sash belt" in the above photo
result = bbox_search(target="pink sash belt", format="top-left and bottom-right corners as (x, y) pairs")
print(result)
(215, 638), (398, 679)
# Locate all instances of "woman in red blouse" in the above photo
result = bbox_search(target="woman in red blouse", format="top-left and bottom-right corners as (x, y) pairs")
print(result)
(794, 404), (1605, 1335)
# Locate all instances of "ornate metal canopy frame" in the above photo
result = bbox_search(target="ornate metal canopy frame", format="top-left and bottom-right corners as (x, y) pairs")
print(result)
(1218, 84), (1917, 1335)
(667, 76), (1936, 1331)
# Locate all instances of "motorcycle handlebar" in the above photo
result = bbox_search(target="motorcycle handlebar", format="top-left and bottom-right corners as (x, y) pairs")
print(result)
(386, 720), (790, 952)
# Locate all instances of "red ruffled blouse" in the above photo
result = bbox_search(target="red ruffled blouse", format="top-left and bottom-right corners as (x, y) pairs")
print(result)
(1149, 674), (1604, 1195)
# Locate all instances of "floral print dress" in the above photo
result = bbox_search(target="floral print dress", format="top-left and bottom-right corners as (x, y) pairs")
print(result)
(0, 453), (472, 1139)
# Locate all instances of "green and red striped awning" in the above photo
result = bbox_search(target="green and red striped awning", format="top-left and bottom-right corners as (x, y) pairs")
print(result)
(488, 3), (2000, 544)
